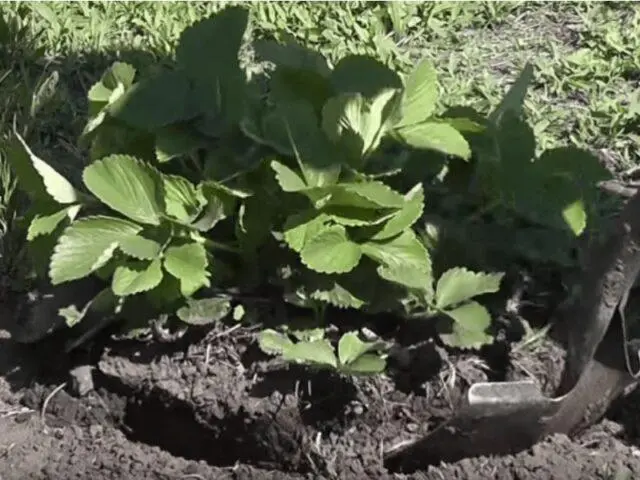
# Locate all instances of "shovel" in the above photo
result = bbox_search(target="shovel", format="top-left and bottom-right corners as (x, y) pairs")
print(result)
(385, 188), (640, 472)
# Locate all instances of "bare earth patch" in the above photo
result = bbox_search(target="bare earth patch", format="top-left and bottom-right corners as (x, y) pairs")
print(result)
(0, 320), (639, 480)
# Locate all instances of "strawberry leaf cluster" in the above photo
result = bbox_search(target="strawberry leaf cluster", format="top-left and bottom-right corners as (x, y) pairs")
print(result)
(9, 6), (609, 371)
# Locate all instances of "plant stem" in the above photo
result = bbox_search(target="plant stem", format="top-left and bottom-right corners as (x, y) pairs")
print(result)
(203, 237), (241, 254)
(189, 152), (203, 175)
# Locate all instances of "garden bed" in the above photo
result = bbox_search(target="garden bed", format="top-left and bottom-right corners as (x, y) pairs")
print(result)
(1, 320), (640, 480)
(1, 4), (639, 479)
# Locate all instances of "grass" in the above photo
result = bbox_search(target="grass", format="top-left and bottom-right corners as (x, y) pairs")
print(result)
(0, 0), (638, 291)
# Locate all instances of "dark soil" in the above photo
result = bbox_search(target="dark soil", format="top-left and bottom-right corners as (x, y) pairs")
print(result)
(1, 312), (640, 480)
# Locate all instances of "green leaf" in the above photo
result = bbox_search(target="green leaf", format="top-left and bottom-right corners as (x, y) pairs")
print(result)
(89, 62), (135, 101)
(80, 110), (109, 146)
(242, 109), (293, 154)
(442, 115), (486, 134)
(322, 94), (367, 159)
(109, 69), (196, 129)
(86, 121), (155, 162)
(163, 174), (205, 223)
(322, 89), (397, 159)
(191, 182), (237, 231)
(83, 155), (165, 225)
(397, 58), (438, 127)
(337, 331), (376, 365)
(163, 242), (210, 297)
(145, 273), (183, 308)
(534, 147), (612, 192)
(477, 112), (536, 204)
(30, 69), (59, 118)
(232, 304), (245, 322)
(101, 62), (136, 91)
(253, 39), (331, 77)
(27, 205), (81, 241)
(59, 287), (119, 328)
(371, 183), (424, 240)
(327, 181), (405, 210)
(330, 55), (402, 97)
(282, 339), (338, 368)
(193, 70), (247, 135)
(377, 263), (432, 292)
(289, 326), (326, 343)
(57, 304), (84, 328)
(439, 301), (494, 349)
(511, 178), (583, 234)
(371, 87), (402, 134)
(278, 101), (341, 188)
(283, 211), (330, 253)
(256, 39), (332, 111)
(176, 6), (248, 77)
(396, 121), (471, 160)
(342, 353), (386, 375)
(435, 267), (504, 309)
(271, 67), (334, 115)
(155, 125), (206, 163)
(176, 7), (248, 128)
(562, 199), (587, 236)
(300, 224), (362, 274)
(258, 329), (295, 356)
(309, 279), (367, 309)
(488, 122), (599, 236)
(362, 229), (432, 291)
(488, 62), (534, 125)
(270, 160), (308, 192)
(177, 297), (232, 325)
(299, 264), (378, 310)
(118, 234), (162, 260)
(50, 216), (142, 285)
(204, 182), (252, 199)
(10, 131), (79, 204)
(362, 229), (430, 272)
(87, 62), (136, 114)
(324, 206), (394, 227)
(112, 258), (163, 296)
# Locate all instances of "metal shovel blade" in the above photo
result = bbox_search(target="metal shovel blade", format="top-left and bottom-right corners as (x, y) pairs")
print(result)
(384, 325), (637, 473)
(384, 380), (561, 471)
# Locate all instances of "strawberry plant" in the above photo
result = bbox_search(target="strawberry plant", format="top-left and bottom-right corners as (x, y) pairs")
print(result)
(259, 328), (388, 376)
(7, 6), (612, 373)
